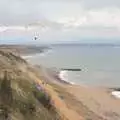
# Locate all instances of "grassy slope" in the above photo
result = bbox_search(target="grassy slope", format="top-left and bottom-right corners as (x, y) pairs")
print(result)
(0, 50), (62, 120)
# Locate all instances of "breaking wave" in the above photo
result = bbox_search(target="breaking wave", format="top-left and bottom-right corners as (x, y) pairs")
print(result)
(59, 70), (75, 85)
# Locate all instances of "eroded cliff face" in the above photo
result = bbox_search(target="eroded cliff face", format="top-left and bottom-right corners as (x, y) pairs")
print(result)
(0, 50), (63, 120)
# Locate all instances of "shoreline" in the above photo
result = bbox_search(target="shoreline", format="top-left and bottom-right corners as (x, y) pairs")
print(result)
(22, 52), (76, 85)
(39, 67), (120, 120)
(22, 53), (119, 87)
(38, 65), (120, 120)
(22, 53), (42, 59)
(22, 53), (120, 120)
(22, 53), (120, 89)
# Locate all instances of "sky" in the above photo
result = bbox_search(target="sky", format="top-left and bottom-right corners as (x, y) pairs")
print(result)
(0, 0), (120, 44)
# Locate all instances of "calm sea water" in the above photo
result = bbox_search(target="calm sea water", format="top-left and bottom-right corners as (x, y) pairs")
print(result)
(27, 44), (120, 87)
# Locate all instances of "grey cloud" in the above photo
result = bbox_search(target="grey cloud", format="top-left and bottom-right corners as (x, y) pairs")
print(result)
(37, 0), (120, 8)
(0, 0), (45, 25)
(80, 0), (120, 9)
(0, 0), (120, 25)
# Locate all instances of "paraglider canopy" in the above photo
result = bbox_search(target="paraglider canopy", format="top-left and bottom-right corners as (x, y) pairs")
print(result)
(33, 32), (40, 40)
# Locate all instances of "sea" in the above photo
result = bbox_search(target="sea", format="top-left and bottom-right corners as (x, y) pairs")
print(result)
(24, 44), (120, 88)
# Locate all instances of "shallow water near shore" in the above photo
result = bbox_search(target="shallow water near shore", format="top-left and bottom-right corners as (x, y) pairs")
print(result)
(27, 44), (120, 87)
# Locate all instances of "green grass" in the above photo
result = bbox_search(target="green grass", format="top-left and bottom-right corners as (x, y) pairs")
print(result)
(0, 71), (61, 120)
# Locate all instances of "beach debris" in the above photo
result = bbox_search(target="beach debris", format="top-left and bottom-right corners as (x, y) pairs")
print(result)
(111, 91), (120, 99)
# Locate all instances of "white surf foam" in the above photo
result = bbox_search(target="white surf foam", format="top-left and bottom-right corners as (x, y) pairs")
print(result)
(59, 70), (75, 85)
(22, 52), (45, 59)
(22, 55), (33, 59)
(112, 91), (120, 99)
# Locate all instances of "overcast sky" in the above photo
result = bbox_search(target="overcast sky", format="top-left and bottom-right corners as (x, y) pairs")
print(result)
(0, 0), (120, 43)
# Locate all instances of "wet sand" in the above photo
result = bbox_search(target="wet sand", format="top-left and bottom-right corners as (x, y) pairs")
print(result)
(66, 85), (120, 120)
(39, 66), (120, 120)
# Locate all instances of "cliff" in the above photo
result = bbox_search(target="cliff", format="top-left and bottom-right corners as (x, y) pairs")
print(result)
(0, 50), (64, 120)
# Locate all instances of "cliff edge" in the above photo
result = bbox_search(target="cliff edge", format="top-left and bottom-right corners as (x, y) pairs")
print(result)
(0, 50), (65, 120)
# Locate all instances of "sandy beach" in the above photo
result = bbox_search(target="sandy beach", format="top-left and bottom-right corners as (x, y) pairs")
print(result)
(37, 65), (120, 120)
(66, 85), (120, 120)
